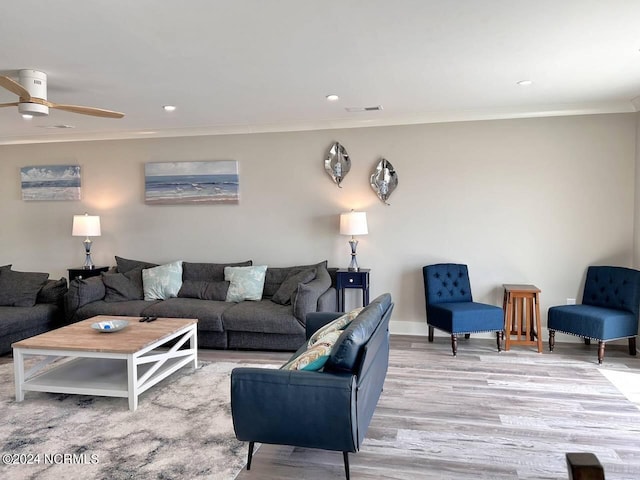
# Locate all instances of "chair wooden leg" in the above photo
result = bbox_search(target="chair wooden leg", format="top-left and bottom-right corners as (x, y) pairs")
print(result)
(247, 441), (254, 470)
(451, 334), (457, 356)
(549, 330), (555, 351)
(584, 338), (591, 345)
(428, 325), (434, 342)
(566, 452), (605, 480)
(496, 331), (502, 352)
(597, 341), (605, 364)
(343, 452), (350, 480)
(464, 333), (470, 339)
(629, 337), (637, 356)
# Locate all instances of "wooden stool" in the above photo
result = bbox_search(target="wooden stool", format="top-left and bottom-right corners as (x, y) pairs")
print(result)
(503, 284), (543, 353)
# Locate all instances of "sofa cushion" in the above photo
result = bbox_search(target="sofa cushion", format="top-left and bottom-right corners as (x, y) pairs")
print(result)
(307, 307), (363, 346)
(325, 293), (392, 372)
(0, 269), (50, 307)
(115, 256), (158, 273)
(141, 297), (229, 332)
(263, 261), (327, 298)
(36, 278), (68, 305)
(143, 261), (183, 301)
(225, 265), (268, 302)
(102, 269), (144, 302)
(76, 299), (159, 320)
(182, 260), (252, 282)
(178, 280), (230, 301)
(222, 300), (305, 335)
(282, 330), (342, 371)
(293, 262), (331, 321)
(65, 276), (106, 314)
(272, 268), (316, 305)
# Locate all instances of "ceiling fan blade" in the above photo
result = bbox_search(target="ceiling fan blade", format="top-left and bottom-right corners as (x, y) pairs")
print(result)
(0, 75), (31, 99)
(49, 103), (125, 118)
(0, 102), (19, 108)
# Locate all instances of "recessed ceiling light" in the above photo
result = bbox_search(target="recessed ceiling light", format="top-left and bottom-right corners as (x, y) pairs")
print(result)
(38, 124), (75, 129)
(163, 105), (177, 112)
(21, 114), (33, 120)
(326, 94), (339, 102)
(517, 80), (533, 86)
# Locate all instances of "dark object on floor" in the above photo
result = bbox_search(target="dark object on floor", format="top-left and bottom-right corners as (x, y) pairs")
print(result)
(566, 452), (605, 480)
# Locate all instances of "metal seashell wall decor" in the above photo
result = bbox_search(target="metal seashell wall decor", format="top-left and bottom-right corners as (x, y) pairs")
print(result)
(324, 142), (351, 187)
(370, 158), (398, 205)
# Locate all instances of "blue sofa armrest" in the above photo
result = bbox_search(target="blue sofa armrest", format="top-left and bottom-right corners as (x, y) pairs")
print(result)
(231, 367), (358, 452)
(305, 311), (342, 339)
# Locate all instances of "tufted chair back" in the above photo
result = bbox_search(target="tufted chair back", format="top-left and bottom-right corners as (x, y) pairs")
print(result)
(582, 266), (640, 317)
(423, 263), (473, 305)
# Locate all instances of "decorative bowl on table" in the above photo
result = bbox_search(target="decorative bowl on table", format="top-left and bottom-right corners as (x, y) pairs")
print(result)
(91, 319), (129, 333)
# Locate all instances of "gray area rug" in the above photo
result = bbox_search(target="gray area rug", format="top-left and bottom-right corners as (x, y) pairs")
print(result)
(0, 360), (266, 480)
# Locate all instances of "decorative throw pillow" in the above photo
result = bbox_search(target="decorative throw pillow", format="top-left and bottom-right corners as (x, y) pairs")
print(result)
(102, 268), (145, 302)
(142, 261), (183, 301)
(178, 280), (230, 301)
(224, 265), (268, 302)
(36, 278), (68, 304)
(307, 307), (364, 346)
(115, 256), (158, 274)
(282, 330), (342, 371)
(271, 268), (316, 305)
(0, 269), (50, 307)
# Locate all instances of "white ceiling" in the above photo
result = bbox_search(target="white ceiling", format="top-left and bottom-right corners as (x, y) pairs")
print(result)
(2, 0), (640, 145)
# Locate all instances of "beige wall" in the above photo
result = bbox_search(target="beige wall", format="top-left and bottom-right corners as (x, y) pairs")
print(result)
(1, 113), (636, 338)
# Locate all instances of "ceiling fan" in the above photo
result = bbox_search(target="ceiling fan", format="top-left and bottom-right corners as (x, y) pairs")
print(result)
(0, 69), (124, 119)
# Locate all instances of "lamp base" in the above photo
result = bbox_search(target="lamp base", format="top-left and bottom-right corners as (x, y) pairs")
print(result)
(347, 239), (359, 271)
(82, 238), (95, 269)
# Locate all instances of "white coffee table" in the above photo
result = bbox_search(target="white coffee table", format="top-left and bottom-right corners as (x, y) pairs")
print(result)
(12, 316), (198, 411)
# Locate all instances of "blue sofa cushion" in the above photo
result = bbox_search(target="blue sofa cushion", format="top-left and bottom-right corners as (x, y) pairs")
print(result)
(427, 302), (504, 334)
(325, 293), (391, 372)
(548, 304), (637, 340)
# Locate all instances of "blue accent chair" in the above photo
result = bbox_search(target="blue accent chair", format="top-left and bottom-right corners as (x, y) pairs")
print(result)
(548, 265), (640, 364)
(423, 263), (504, 356)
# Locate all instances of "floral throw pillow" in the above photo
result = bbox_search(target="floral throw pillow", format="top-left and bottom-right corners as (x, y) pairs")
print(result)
(224, 265), (268, 302)
(307, 307), (364, 346)
(282, 330), (343, 371)
(142, 261), (183, 301)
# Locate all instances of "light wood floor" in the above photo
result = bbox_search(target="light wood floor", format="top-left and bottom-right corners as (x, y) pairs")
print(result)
(201, 335), (640, 480)
(3, 335), (640, 479)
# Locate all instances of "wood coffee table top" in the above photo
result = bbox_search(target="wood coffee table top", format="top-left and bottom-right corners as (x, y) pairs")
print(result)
(12, 316), (198, 354)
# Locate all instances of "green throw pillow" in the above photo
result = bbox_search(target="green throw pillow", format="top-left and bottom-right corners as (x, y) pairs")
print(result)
(224, 265), (268, 302)
(307, 307), (364, 346)
(142, 261), (183, 301)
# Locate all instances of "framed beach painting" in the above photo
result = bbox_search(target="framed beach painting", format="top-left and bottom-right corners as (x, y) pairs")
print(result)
(144, 160), (239, 205)
(21, 165), (81, 201)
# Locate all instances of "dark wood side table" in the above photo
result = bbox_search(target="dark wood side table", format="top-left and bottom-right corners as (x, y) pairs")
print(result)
(68, 266), (109, 281)
(336, 268), (370, 312)
(502, 284), (543, 353)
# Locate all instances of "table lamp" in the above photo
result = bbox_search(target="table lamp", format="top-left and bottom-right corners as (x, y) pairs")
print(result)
(340, 210), (368, 271)
(72, 213), (101, 269)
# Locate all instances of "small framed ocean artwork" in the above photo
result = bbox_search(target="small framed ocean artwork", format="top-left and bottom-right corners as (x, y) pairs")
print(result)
(144, 160), (239, 205)
(20, 165), (81, 201)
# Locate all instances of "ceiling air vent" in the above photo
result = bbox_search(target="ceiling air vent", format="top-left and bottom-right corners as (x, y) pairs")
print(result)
(345, 105), (384, 112)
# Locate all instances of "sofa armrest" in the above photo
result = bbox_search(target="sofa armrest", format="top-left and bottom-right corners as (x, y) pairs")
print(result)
(293, 266), (332, 323)
(305, 312), (342, 340)
(231, 367), (358, 452)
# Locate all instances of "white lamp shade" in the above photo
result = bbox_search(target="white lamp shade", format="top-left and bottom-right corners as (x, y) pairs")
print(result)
(340, 211), (368, 236)
(72, 214), (101, 237)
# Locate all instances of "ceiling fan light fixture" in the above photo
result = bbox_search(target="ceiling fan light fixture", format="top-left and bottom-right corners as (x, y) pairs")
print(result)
(21, 114), (33, 120)
(18, 102), (49, 117)
(163, 105), (176, 112)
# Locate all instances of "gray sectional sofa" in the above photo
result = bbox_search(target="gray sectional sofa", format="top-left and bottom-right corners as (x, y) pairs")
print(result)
(64, 257), (337, 350)
(0, 264), (68, 355)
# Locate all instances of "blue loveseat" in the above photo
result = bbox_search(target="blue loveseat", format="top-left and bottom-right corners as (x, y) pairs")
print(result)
(231, 293), (394, 479)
